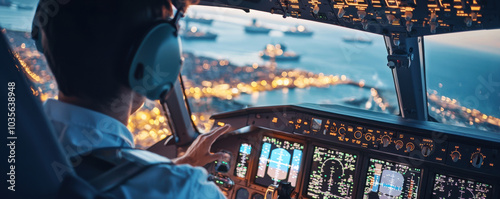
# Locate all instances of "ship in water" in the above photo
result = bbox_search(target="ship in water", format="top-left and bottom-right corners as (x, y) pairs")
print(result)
(284, 25), (313, 36)
(184, 15), (214, 25)
(342, 36), (373, 44)
(244, 19), (272, 34)
(181, 26), (217, 41)
(260, 43), (300, 61)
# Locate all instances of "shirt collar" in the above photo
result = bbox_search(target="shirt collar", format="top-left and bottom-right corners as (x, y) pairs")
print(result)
(43, 99), (135, 150)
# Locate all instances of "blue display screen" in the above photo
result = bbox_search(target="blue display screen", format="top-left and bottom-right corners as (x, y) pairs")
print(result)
(363, 158), (421, 199)
(255, 136), (304, 187)
(235, 143), (252, 178)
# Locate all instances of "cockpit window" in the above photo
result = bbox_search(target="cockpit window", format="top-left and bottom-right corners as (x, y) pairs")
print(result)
(180, 6), (399, 133)
(425, 30), (500, 133)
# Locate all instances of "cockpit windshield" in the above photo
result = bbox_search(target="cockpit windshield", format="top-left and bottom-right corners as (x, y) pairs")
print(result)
(180, 6), (399, 133)
(2, 2), (499, 150)
(425, 30), (500, 132)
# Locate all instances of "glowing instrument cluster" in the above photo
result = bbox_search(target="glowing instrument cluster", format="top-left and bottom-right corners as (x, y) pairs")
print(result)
(306, 146), (358, 198)
(363, 158), (421, 198)
(208, 105), (499, 198)
(432, 173), (493, 198)
(235, 143), (252, 178)
(254, 136), (304, 187)
(227, 0), (500, 36)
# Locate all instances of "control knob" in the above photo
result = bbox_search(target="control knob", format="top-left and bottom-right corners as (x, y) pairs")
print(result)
(394, 140), (404, 150)
(357, 11), (367, 19)
(421, 146), (431, 157)
(381, 136), (391, 147)
(338, 8), (345, 18)
(354, 131), (362, 139)
(450, 151), (460, 162)
(338, 127), (346, 139)
(471, 153), (484, 168)
(406, 142), (415, 152)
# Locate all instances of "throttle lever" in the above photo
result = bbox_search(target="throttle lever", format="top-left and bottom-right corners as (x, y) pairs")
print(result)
(264, 182), (295, 199)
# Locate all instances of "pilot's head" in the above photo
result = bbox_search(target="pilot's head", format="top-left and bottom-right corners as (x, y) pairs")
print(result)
(32, 0), (190, 115)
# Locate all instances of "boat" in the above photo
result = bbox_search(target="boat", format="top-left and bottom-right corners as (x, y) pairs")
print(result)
(342, 36), (373, 44)
(17, 4), (34, 10)
(244, 19), (272, 34)
(284, 25), (313, 36)
(181, 26), (217, 40)
(185, 16), (214, 25)
(259, 43), (300, 61)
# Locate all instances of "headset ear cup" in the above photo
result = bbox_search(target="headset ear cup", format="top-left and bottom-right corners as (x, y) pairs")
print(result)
(128, 23), (182, 100)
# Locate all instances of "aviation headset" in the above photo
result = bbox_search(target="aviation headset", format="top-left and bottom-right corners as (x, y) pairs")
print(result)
(31, 1), (184, 101)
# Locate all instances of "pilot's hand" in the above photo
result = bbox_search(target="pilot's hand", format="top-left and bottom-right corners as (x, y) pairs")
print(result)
(173, 124), (231, 167)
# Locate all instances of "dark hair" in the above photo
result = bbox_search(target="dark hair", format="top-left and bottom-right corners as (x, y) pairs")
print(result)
(35, 0), (173, 102)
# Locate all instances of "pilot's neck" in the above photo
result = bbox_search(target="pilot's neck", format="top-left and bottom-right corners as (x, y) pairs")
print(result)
(58, 92), (133, 126)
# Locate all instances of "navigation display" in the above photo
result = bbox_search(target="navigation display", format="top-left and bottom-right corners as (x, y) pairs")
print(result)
(432, 173), (493, 198)
(255, 136), (304, 187)
(363, 158), (421, 199)
(306, 146), (358, 199)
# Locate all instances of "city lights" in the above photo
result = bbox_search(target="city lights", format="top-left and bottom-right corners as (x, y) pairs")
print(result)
(5, 29), (500, 149)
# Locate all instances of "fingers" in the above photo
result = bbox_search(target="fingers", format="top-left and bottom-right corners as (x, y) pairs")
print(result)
(207, 124), (231, 144)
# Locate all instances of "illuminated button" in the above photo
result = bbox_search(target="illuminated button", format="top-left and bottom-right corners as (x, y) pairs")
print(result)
(272, 117), (278, 123)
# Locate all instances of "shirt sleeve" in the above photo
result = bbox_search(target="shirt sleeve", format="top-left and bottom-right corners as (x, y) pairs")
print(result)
(188, 166), (227, 199)
(109, 163), (226, 199)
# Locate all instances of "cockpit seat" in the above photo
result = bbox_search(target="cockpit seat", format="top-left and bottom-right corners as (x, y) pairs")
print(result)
(0, 29), (76, 198)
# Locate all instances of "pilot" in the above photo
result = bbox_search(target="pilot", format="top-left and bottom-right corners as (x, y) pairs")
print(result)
(33, 0), (229, 198)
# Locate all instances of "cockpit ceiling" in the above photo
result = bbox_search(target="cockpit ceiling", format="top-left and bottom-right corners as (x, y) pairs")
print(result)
(198, 0), (500, 36)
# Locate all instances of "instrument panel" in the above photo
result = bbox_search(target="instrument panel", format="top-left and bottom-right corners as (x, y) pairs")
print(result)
(199, 0), (500, 37)
(206, 104), (499, 198)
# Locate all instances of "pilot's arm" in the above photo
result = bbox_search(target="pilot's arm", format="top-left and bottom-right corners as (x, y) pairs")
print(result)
(106, 162), (226, 198)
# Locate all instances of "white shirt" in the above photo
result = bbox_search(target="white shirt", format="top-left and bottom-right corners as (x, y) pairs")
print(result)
(43, 99), (225, 199)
